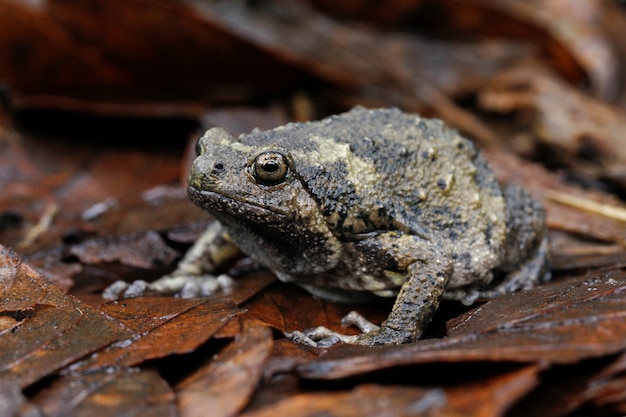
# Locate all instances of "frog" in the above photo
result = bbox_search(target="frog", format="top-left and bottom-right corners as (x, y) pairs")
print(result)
(104, 107), (549, 346)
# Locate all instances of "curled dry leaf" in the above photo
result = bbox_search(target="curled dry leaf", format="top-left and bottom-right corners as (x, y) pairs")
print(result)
(480, 64), (626, 187)
(431, 0), (618, 99)
(503, 0), (617, 99)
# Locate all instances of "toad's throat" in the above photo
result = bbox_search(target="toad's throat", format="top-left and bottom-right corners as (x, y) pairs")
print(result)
(187, 186), (289, 223)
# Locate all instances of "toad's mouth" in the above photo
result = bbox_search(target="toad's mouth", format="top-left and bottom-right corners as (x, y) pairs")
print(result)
(188, 185), (289, 223)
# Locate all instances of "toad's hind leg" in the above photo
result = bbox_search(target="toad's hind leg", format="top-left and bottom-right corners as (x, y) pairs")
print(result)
(471, 234), (550, 302)
(286, 234), (454, 346)
(488, 183), (550, 296)
(287, 257), (453, 347)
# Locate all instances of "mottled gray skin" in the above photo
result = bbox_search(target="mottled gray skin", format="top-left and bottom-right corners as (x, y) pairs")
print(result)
(102, 107), (549, 344)
(183, 107), (548, 345)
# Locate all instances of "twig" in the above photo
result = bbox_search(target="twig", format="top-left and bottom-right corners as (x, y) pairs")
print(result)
(547, 190), (626, 223)
(18, 202), (58, 248)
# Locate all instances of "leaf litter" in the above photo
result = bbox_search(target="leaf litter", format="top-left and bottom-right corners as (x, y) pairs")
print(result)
(1, 1), (626, 416)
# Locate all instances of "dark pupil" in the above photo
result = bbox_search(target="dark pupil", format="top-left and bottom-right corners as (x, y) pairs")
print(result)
(263, 162), (279, 172)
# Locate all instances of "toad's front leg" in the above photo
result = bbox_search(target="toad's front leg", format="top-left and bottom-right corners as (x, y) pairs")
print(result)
(362, 258), (452, 344)
(288, 245), (453, 346)
(103, 221), (241, 300)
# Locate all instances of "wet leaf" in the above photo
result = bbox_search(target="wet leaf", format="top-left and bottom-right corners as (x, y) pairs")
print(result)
(241, 384), (448, 417)
(31, 368), (176, 417)
(1, 2), (626, 415)
(73, 296), (241, 372)
(0, 123), (190, 254)
(297, 270), (626, 379)
(72, 273), (273, 373)
(443, 365), (541, 417)
(0, 245), (131, 388)
(245, 365), (540, 417)
(242, 282), (372, 337)
(0, 378), (36, 417)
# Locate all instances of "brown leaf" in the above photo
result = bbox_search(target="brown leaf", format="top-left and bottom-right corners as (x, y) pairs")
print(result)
(0, 0), (130, 96)
(242, 280), (386, 337)
(73, 272), (273, 372)
(445, 365), (541, 417)
(428, 0), (618, 99)
(74, 296), (239, 372)
(480, 64), (626, 186)
(582, 374), (626, 415)
(308, 0), (427, 26)
(485, 148), (626, 246)
(0, 245), (131, 388)
(507, 353), (626, 416)
(245, 366), (538, 417)
(0, 124), (190, 254)
(297, 270), (626, 379)
(0, 0), (299, 113)
(241, 384), (447, 417)
(186, 0), (530, 114)
(31, 368), (176, 417)
(177, 319), (274, 417)
(69, 231), (179, 269)
(260, 338), (319, 381)
(0, 378), (35, 417)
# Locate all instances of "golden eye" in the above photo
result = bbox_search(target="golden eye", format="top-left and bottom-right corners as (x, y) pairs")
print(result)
(252, 151), (289, 185)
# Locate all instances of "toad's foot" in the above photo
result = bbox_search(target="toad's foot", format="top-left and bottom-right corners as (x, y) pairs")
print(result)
(286, 311), (377, 347)
(286, 311), (411, 347)
(102, 273), (235, 300)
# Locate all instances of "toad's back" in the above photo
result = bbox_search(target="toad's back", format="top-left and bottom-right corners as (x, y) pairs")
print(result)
(239, 107), (508, 284)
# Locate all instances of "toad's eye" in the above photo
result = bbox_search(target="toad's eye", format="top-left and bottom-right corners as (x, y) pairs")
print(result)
(252, 151), (289, 185)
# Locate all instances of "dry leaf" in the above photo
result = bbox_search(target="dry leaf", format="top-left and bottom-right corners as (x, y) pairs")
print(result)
(31, 368), (176, 417)
(480, 64), (626, 187)
(297, 270), (626, 379)
(177, 319), (274, 417)
(0, 245), (131, 388)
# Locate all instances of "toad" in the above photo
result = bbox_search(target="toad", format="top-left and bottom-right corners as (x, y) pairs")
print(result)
(104, 107), (549, 346)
